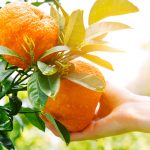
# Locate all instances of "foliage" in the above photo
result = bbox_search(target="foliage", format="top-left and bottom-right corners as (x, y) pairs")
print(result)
(0, 0), (138, 149)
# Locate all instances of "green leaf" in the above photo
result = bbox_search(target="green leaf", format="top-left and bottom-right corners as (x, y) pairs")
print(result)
(19, 107), (40, 113)
(0, 46), (26, 62)
(44, 113), (70, 144)
(0, 61), (7, 71)
(83, 54), (113, 70)
(86, 22), (130, 40)
(65, 72), (105, 92)
(0, 69), (14, 82)
(0, 108), (13, 131)
(39, 46), (69, 59)
(37, 61), (57, 76)
(37, 72), (60, 99)
(89, 0), (139, 24)
(27, 72), (48, 109)
(81, 44), (124, 53)
(0, 131), (15, 150)
(9, 96), (22, 116)
(9, 117), (23, 142)
(0, 79), (12, 99)
(31, 2), (43, 6)
(64, 10), (85, 48)
(21, 107), (45, 131)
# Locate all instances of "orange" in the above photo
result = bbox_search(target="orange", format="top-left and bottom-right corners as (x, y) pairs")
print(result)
(0, 2), (58, 69)
(42, 60), (105, 132)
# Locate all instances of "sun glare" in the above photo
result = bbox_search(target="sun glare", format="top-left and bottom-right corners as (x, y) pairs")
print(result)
(1, 0), (150, 88)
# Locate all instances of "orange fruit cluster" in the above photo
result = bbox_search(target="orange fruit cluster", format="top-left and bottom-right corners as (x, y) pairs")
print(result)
(0, 2), (106, 133)
(0, 2), (58, 69)
(42, 60), (105, 132)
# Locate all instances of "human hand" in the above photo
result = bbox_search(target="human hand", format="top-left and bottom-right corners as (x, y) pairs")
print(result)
(71, 82), (150, 141)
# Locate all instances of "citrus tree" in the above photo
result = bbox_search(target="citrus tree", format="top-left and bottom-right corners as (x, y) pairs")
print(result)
(0, 0), (138, 149)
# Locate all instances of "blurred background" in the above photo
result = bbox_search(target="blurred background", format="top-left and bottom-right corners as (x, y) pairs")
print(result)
(1, 0), (150, 149)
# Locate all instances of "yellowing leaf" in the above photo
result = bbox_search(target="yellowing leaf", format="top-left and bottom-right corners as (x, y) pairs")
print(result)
(37, 61), (57, 76)
(50, 5), (59, 23)
(53, 0), (69, 21)
(64, 10), (85, 48)
(65, 72), (105, 92)
(83, 54), (113, 70)
(50, 5), (65, 44)
(81, 44), (124, 53)
(39, 45), (69, 60)
(89, 0), (139, 25)
(86, 22), (130, 40)
(93, 33), (108, 41)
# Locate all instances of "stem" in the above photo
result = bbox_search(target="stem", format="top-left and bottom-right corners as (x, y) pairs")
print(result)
(15, 75), (30, 85)
(19, 111), (41, 114)
(12, 72), (20, 85)
(9, 87), (27, 93)
(15, 68), (32, 83)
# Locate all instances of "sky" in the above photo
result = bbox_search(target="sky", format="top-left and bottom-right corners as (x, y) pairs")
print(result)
(0, 0), (150, 89)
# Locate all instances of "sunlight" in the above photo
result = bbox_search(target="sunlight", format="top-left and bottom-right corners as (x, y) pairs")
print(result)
(0, 0), (149, 88)
(60, 0), (150, 87)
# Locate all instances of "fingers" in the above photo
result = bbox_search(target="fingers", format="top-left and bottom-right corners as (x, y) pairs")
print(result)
(71, 115), (112, 141)
(71, 110), (129, 141)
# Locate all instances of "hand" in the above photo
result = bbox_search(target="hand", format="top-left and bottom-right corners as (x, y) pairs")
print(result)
(71, 82), (150, 141)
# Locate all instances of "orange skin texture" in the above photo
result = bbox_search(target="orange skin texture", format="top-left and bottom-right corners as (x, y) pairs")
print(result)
(42, 60), (105, 132)
(0, 2), (58, 69)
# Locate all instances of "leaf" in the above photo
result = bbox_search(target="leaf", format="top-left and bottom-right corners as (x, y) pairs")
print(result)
(86, 22), (130, 40)
(37, 72), (60, 99)
(83, 54), (113, 70)
(64, 10), (85, 48)
(92, 33), (108, 41)
(89, 0), (139, 24)
(0, 46), (26, 62)
(31, 2), (43, 6)
(0, 108), (13, 131)
(65, 72), (105, 92)
(9, 96), (22, 116)
(50, 5), (65, 44)
(50, 5), (59, 23)
(37, 61), (57, 76)
(0, 61), (7, 71)
(0, 79), (12, 99)
(19, 107), (40, 113)
(53, 0), (69, 21)
(39, 46), (69, 59)
(50, 5), (65, 30)
(9, 117), (23, 141)
(21, 107), (45, 131)
(44, 113), (70, 144)
(27, 72), (48, 109)
(0, 131), (15, 150)
(81, 44), (124, 53)
(0, 69), (14, 82)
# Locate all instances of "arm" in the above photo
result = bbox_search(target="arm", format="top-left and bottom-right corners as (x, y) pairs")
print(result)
(71, 82), (150, 141)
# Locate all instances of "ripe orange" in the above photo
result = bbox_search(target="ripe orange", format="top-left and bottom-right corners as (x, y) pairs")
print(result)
(42, 60), (105, 132)
(0, 2), (58, 69)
